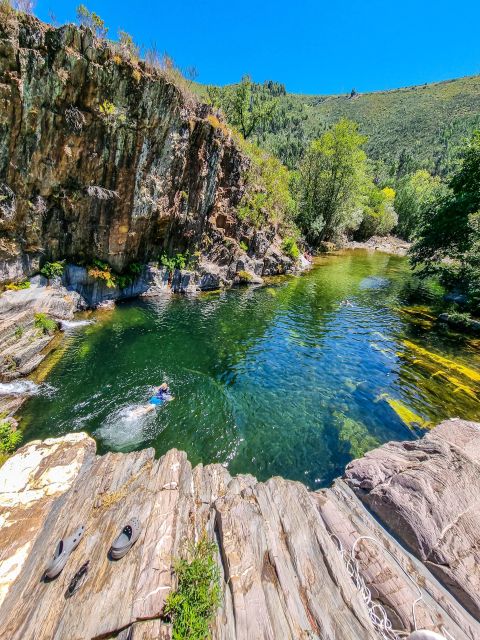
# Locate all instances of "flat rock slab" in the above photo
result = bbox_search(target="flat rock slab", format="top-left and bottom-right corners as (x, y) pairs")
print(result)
(212, 476), (376, 640)
(345, 418), (480, 621)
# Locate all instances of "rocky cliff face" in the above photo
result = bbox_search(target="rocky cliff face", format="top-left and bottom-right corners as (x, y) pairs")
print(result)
(344, 418), (480, 622)
(0, 420), (478, 639)
(0, 13), (291, 285)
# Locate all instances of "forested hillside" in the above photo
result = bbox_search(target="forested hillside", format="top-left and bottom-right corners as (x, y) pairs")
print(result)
(225, 75), (480, 176)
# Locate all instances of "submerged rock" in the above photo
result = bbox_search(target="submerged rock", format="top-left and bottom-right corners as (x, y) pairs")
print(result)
(0, 422), (477, 639)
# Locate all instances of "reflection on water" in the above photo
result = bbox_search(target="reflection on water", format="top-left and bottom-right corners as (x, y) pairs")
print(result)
(21, 251), (480, 488)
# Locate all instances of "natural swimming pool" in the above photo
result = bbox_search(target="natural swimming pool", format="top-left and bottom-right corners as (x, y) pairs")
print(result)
(21, 251), (480, 488)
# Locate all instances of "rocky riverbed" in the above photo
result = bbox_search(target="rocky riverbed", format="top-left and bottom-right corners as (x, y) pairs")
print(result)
(345, 235), (411, 257)
(0, 419), (479, 639)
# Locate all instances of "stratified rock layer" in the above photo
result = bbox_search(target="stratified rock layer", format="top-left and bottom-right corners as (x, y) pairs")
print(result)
(0, 12), (242, 272)
(0, 421), (479, 639)
(344, 418), (480, 621)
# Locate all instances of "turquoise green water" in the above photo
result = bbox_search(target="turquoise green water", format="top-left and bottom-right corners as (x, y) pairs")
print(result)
(21, 251), (480, 487)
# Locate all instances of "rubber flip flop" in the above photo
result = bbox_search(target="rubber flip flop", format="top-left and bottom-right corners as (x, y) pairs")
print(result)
(110, 518), (141, 560)
(65, 560), (89, 598)
(44, 525), (86, 579)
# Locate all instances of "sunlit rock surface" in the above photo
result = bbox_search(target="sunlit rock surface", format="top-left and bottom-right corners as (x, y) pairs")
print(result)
(0, 423), (478, 639)
(0, 434), (94, 607)
(344, 418), (480, 621)
(0, 14), (293, 288)
(0, 276), (83, 391)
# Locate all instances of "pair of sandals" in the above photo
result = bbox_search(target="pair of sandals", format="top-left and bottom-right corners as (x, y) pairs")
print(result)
(44, 518), (142, 581)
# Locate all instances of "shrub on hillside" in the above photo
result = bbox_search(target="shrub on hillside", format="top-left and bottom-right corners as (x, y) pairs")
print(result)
(76, 4), (108, 38)
(117, 29), (139, 62)
(281, 236), (300, 260)
(236, 135), (295, 230)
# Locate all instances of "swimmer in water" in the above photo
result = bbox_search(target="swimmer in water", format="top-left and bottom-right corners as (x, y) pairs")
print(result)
(130, 383), (174, 417)
(149, 383), (173, 405)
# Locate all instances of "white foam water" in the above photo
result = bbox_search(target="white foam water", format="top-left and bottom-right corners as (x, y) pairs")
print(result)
(95, 404), (159, 449)
(0, 380), (40, 396)
(60, 320), (94, 331)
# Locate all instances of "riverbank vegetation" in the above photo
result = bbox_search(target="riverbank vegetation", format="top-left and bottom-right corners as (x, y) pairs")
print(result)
(0, 417), (22, 466)
(34, 313), (57, 335)
(87, 260), (143, 289)
(411, 131), (480, 315)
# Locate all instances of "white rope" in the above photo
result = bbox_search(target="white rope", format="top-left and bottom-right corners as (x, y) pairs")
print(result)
(330, 534), (454, 640)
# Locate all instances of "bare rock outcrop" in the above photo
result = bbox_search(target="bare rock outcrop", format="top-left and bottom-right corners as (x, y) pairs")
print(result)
(344, 418), (480, 621)
(0, 437), (377, 640)
(0, 434), (95, 608)
(1, 422), (479, 639)
(0, 275), (84, 385)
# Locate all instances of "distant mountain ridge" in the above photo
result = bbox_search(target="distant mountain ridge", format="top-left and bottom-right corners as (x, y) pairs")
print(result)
(205, 74), (480, 176)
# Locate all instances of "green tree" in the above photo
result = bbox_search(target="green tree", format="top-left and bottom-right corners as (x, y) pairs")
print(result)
(411, 131), (480, 310)
(296, 119), (369, 243)
(395, 170), (449, 240)
(210, 76), (278, 140)
(76, 4), (108, 38)
(355, 185), (398, 240)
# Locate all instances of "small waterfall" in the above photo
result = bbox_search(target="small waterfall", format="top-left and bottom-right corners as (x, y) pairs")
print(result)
(59, 319), (94, 330)
(0, 380), (40, 396)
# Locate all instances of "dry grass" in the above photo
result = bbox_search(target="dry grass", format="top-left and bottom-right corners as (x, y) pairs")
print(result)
(206, 114), (230, 137)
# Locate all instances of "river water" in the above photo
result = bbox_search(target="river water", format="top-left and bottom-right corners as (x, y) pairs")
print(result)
(21, 251), (480, 488)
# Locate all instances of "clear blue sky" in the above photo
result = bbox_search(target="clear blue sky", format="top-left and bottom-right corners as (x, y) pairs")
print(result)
(36, 0), (480, 94)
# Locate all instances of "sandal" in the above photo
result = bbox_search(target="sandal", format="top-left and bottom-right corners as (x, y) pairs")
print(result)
(110, 518), (141, 560)
(65, 560), (89, 598)
(44, 525), (86, 579)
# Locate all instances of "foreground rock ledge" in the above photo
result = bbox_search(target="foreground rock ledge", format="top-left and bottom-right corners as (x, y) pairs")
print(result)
(0, 421), (479, 639)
